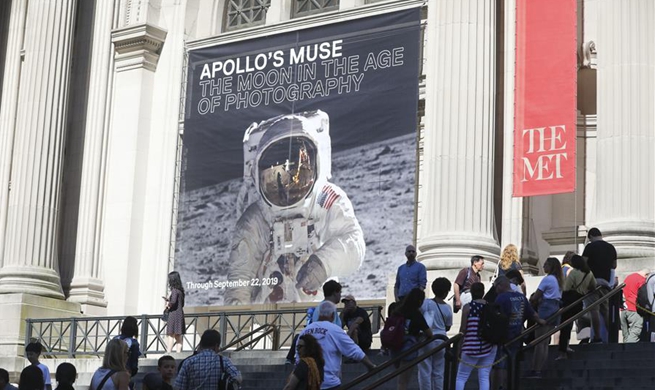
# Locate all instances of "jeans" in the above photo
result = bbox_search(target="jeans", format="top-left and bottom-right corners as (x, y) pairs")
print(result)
(455, 347), (497, 390)
(418, 339), (445, 390)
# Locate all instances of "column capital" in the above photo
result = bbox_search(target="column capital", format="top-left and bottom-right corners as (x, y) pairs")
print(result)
(112, 23), (167, 72)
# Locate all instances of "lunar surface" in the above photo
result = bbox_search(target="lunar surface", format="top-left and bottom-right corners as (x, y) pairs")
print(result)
(175, 133), (416, 306)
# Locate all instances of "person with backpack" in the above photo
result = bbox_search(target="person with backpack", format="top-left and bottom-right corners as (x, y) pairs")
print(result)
(388, 288), (432, 390)
(113, 317), (141, 379)
(527, 257), (563, 378)
(620, 270), (648, 343)
(491, 277), (546, 390)
(558, 255), (597, 360)
(644, 271), (655, 342)
(455, 282), (495, 390)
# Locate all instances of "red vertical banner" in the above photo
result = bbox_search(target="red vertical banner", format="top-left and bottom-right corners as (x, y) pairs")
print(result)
(513, 0), (577, 197)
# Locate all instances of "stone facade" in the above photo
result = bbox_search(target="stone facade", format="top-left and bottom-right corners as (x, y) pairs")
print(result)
(0, 0), (652, 357)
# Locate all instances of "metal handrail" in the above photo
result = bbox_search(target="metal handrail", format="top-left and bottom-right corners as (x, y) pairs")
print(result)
(338, 333), (462, 390)
(504, 285), (603, 348)
(525, 283), (624, 350)
(507, 283), (625, 390)
(219, 323), (276, 351)
(25, 306), (383, 358)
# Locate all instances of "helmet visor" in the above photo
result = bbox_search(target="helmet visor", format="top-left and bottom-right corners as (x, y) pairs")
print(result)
(258, 136), (317, 207)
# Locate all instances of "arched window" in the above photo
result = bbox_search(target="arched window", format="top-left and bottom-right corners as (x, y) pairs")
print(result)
(293, 0), (339, 18)
(225, 0), (271, 31)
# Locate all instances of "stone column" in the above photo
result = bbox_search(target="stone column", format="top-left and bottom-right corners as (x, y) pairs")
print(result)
(418, 0), (500, 274)
(101, 23), (166, 314)
(0, 0), (28, 267)
(0, 0), (79, 298)
(67, 0), (117, 313)
(594, 0), (655, 270)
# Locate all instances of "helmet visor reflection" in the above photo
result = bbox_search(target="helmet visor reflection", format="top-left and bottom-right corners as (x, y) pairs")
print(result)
(258, 136), (317, 207)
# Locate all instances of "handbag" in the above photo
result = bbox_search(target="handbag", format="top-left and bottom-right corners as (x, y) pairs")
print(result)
(162, 309), (169, 322)
(562, 272), (590, 306)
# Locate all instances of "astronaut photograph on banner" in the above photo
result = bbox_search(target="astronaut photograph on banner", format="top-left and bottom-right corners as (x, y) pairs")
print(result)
(174, 9), (421, 306)
(225, 110), (365, 305)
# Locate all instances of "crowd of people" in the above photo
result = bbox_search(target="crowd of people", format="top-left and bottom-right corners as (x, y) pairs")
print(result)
(5, 228), (655, 390)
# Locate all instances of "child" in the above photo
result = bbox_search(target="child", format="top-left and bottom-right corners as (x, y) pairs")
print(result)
(54, 363), (76, 390)
(142, 356), (176, 390)
(25, 342), (51, 390)
(113, 316), (141, 377)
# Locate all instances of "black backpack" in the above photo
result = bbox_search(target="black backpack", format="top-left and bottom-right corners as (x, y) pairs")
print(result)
(478, 302), (509, 345)
(636, 275), (655, 317)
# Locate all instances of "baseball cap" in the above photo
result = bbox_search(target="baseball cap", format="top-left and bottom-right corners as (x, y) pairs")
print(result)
(341, 294), (356, 303)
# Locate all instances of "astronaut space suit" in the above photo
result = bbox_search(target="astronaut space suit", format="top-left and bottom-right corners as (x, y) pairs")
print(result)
(224, 110), (366, 305)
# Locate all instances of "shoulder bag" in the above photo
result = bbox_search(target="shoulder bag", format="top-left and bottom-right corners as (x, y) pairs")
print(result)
(218, 355), (240, 390)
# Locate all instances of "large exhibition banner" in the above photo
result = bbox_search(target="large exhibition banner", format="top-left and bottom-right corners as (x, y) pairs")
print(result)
(514, 0), (577, 197)
(176, 9), (421, 306)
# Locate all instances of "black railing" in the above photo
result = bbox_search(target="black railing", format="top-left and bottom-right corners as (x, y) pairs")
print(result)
(338, 333), (462, 390)
(26, 306), (382, 358)
(506, 283), (625, 390)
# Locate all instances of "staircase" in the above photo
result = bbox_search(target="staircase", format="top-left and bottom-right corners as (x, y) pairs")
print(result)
(518, 342), (655, 390)
(125, 342), (655, 389)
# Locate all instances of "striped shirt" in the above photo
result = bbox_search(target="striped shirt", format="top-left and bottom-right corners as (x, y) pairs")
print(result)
(461, 301), (493, 357)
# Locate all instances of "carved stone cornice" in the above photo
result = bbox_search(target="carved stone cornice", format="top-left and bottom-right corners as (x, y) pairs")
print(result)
(112, 23), (167, 72)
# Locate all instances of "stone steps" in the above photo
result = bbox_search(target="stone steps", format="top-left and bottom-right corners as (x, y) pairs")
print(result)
(24, 341), (655, 389)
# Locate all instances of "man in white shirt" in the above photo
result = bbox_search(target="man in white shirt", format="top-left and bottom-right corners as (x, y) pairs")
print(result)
(299, 301), (375, 389)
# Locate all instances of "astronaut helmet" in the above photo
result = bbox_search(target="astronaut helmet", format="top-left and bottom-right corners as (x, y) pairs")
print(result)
(243, 110), (331, 210)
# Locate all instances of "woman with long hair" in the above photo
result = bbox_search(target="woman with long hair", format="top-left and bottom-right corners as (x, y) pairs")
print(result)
(90, 339), (130, 390)
(163, 271), (185, 353)
(561, 251), (576, 278)
(498, 244), (526, 294)
(528, 257), (563, 378)
(394, 288), (433, 390)
(283, 334), (324, 390)
(557, 255), (596, 360)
